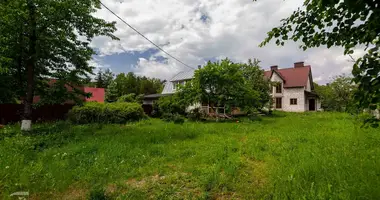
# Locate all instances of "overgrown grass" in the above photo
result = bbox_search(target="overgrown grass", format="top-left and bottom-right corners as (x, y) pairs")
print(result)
(1, 112), (379, 199)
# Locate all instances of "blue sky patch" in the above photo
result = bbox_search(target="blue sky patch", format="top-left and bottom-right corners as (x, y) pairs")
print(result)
(93, 48), (167, 74)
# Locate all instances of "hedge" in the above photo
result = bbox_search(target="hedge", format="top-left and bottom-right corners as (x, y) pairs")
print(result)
(68, 102), (145, 124)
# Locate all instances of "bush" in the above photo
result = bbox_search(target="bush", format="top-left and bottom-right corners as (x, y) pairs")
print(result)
(187, 107), (206, 121)
(357, 112), (379, 128)
(157, 96), (186, 116)
(117, 93), (137, 103)
(68, 102), (145, 124)
(161, 113), (185, 124)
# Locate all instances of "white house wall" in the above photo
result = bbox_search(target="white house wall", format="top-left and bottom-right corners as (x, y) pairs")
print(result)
(283, 87), (306, 112)
(270, 72), (306, 112)
(306, 76), (311, 92)
(162, 82), (174, 94)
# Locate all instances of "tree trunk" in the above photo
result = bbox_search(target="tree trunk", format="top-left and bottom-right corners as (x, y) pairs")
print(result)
(22, 0), (37, 131)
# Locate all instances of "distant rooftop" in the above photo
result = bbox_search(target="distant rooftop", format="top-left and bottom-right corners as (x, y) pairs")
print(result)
(170, 70), (194, 82)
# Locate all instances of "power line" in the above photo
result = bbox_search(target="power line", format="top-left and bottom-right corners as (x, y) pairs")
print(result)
(99, 1), (195, 70)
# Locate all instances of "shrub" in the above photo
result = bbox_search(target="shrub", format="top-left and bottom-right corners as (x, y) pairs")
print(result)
(161, 113), (185, 124)
(117, 93), (137, 103)
(68, 102), (145, 124)
(357, 112), (379, 128)
(157, 96), (186, 116)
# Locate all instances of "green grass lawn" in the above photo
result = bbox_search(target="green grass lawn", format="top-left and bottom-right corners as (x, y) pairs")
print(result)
(1, 112), (380, 199)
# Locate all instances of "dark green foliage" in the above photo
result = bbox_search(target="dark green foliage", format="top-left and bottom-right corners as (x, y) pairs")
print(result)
(88, 187), (109, 200)
(105, 72), (163, 102)
(314, 75), (357, 112)
(0, 0), (118, 106)
(105, 80), (118, 103)
(161, 113), (185, 124)
(117, 93), (137, 103)
(157, 95), (186, 116)
(68, 102), (145, 124)
(357, 112), (380, 128)
(116, 93), (144, 104)
(95, 68), (114, 89)
(260, 0), (380, 114)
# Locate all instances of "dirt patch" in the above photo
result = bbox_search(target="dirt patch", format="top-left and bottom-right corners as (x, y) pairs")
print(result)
(105, 184), (117, 195)
(125, 174), (165, 189)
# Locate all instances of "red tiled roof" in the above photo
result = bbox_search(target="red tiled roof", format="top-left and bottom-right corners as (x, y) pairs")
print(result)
(264, 65), (311, 88)
(84, 87), (105, 103)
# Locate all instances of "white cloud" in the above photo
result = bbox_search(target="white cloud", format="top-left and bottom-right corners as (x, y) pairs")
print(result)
(91, 0), (360, 84)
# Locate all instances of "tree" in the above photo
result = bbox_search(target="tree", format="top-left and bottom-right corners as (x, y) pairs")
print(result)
(94, 68), (113, 88)
(314, 75), (357, 112)
(240, 59), (271, 111)
(103, 68), (114, 89)
(0, 0), (118, 130)
(105, 80), (119, 103)
(111, 72), (163, 100)
(259, 0), (379, 112)
(95, 69), (104, 88)
(176, 58), (269, 115)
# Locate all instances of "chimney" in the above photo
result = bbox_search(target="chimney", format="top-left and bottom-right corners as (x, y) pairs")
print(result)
(270, 65), (278, 70)
(198, 65), (201, 69)
(294, 62), (305, 68)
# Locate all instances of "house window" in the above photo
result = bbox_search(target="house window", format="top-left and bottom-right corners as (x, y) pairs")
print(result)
(276, 83), (282, 93)
(275, 98), (282, 109)
(290, 98), (297, 105)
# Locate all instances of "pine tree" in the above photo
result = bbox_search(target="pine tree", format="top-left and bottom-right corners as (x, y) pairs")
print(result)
(105, 81), (118, 103)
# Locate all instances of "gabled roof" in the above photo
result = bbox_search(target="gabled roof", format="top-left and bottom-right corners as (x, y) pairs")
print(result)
(170, 70), (194, 82)
(264, 65), (311, 88)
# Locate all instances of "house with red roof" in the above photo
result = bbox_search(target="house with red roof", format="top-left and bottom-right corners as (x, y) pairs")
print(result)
(33, 79), (105, 104)
(264, 62), (320, 112)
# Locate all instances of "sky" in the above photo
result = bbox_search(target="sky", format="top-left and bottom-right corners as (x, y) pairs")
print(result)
(90, 0), (364, 84)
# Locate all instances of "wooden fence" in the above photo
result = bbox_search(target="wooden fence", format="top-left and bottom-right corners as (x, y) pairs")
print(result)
(0, 104), (75, 124)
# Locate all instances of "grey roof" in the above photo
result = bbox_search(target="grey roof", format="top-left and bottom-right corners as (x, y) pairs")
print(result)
(170, 70), (194, 82)
(161, 70), (195, 94)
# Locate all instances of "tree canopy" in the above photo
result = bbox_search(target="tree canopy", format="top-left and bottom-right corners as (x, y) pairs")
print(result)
(95, 68), (114, 89)
(314, 75), (357, 112)
(0, 0), (118, 129)
(175, 58), (271, 114)
(105, 72), (163, 103)
(260, 0), (380, 111)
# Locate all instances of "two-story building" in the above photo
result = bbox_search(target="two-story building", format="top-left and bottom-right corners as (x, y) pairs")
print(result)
(264, 62), (320, 112)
